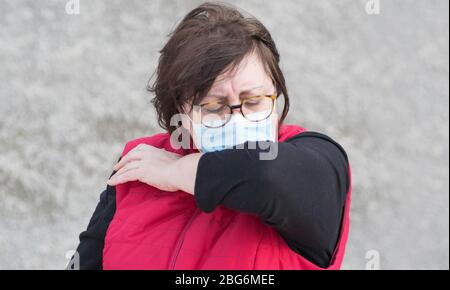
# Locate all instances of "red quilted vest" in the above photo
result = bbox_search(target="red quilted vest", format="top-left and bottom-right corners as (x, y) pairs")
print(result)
(103, 124), (352, 269)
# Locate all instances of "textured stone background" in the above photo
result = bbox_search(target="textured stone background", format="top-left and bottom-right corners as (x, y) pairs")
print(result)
(0, 0), (448, 269)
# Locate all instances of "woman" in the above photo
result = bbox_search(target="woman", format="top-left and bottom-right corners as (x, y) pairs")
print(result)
(73, 2), (352, 270)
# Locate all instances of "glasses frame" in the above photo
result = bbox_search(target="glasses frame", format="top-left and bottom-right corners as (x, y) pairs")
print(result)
(195, 94), (278, 128)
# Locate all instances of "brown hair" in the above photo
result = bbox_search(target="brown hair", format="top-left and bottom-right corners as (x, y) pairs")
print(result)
(148, 2), (290, 133)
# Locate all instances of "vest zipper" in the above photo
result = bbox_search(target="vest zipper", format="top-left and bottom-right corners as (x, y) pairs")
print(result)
(168, 208), (201, 269)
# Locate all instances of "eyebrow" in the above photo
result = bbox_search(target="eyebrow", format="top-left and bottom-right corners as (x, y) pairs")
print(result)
(206, 85), (265, 99)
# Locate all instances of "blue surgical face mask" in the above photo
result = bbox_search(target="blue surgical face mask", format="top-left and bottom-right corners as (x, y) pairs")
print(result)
(191, 111), (277, 153)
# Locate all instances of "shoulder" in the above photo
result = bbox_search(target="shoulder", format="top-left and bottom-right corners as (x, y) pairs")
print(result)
(120, 132), (171, 157)
(284, 130), (349, 164)
(278, 124), (307, 142)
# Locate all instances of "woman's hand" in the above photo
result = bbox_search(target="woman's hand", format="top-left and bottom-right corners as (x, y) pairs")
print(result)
(106, 144), (183, 192)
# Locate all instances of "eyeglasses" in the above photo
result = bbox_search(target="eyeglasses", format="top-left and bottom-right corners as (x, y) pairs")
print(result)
(191, 94), (278, 128)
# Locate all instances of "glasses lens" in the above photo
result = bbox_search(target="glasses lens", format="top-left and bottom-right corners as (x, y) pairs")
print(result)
(200, 102), (231, 128)
(242, 96), (274, 121)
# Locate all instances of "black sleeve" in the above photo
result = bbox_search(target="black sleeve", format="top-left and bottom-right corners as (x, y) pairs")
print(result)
(194, 131), (350, 268)
(68, 170), (117, 270)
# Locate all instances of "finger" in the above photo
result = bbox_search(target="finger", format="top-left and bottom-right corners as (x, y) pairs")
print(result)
(132, 143), (154, 152)
(113, 160), (141, 178)
(113, 144), (155, 171)
(107, 166), (141, 186)
(113, 151), (143, 172)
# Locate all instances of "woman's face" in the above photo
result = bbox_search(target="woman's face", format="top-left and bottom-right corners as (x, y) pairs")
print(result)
(182, 51), (279, 150)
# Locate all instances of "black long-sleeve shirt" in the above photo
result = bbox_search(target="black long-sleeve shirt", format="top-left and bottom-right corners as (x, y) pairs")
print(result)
(71, 131), (350, 269)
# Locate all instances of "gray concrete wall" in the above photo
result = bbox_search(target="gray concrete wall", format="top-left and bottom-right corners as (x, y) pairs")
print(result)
(0, 0), (448, 269)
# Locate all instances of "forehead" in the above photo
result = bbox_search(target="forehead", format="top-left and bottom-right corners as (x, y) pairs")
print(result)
(210, 51), (271, 93)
